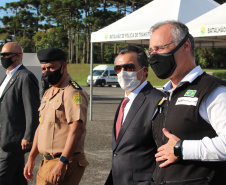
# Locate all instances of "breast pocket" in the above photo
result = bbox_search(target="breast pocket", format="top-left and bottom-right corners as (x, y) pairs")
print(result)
(38, 103), (46, 124)
(51, 99), (62, 110)
(51, 98), (65, 122)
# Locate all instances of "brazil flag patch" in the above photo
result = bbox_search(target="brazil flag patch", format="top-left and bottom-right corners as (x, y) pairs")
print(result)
(73, 93), (82, 104)
(184, 90), (197, 97)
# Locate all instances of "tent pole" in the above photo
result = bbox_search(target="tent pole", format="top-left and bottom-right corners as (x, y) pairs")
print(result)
(90, 42), (93, 121)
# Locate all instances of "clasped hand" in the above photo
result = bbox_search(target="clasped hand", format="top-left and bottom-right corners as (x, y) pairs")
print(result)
(155, 128), (181, 167)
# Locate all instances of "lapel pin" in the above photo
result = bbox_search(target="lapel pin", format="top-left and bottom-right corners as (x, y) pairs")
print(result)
(10, 79), (14, 84)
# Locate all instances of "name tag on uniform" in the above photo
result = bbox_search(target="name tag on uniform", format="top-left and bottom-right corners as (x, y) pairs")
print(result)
(175, 97), (198, 106)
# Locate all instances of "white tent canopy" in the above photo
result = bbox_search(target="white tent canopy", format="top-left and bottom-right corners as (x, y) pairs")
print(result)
(89, 0), (220, 120)
(91, 0), (219, 45)
(187, 2), (226, 48)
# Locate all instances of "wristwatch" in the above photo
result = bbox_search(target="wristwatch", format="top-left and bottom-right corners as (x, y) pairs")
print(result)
(174, 140), (183, 159)
(60, 156), (69, 164)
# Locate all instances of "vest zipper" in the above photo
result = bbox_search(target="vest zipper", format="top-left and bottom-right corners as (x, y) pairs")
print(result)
(162, 93), (170, 142)
(156, 92), (170, 183)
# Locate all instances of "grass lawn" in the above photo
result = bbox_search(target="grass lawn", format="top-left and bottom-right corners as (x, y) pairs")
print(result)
(67, 63), (100, 86)
(67, 64), (226, 88)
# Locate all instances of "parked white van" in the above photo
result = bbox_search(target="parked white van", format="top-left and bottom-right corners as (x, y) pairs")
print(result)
(86, 65), (119, 87)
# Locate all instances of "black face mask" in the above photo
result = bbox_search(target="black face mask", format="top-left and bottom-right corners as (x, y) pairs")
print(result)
(1, 56), (16, 69)
(149, 33), (190, 79)
(42, 65), (64, 85)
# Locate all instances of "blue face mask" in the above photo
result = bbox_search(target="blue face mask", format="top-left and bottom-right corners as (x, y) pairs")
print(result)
(149, 33), (189, 79)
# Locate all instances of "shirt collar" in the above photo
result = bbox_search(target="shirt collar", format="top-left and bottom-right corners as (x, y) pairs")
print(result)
(55, 74), (71, 89)
(6, 64), (22, 77)
(163, 65), (203, 92)
(125, 80), (148, 100)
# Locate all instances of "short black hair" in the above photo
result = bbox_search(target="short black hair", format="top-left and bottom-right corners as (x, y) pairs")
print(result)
(115, 45), (148, 68)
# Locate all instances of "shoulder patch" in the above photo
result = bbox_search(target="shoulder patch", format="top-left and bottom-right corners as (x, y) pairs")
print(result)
(69, 80), (82, 90)
(73, 93), (82, 104)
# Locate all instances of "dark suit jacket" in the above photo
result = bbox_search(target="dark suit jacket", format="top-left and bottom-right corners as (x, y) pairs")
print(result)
(0, 65), (40, 153)
(105, 82), (164, 185)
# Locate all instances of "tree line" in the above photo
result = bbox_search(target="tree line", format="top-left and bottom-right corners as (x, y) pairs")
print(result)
(0, 0), (226, 68)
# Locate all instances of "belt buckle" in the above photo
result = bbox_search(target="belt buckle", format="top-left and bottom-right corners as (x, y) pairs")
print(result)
(44, 155), (54, 160)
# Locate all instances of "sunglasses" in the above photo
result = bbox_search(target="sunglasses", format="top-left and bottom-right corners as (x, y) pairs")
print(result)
(114, 63), (136, 74)
(0, 53), (21, 57)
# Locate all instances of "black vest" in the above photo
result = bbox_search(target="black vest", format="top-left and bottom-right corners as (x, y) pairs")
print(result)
(152, 73), (226, 185)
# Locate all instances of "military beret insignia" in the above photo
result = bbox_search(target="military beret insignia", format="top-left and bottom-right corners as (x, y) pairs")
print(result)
(69, 80), (82, 90)
(73, 93), (82, 104)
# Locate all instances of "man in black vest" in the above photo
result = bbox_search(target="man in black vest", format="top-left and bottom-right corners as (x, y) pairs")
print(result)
(148, 21), (226, 185)
(105, 45), (164, 185)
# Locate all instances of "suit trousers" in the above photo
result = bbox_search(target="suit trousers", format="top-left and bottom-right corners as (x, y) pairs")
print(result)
(0, 149), (27, 185)
(36, 153), (89, 185)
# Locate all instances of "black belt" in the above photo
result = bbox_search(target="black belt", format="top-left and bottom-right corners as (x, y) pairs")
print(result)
(43, 152), (82, 160)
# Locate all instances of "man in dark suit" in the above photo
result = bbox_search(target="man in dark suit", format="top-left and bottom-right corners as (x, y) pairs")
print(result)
(105, 45), (164, 185)
(0, 42), (40, 185)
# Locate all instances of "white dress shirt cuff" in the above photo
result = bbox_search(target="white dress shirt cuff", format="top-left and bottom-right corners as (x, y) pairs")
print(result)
(183, 135), (226, 161)
(182, 140), (200, 160)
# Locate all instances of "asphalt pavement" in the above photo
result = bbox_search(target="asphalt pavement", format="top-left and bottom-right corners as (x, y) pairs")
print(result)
(78, 86), (124, 185)
(0, 85), (124, 185)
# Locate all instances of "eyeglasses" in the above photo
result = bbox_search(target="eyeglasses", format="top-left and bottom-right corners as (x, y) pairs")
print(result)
(114, 63), (136, 74)
(0, 53), (21, 57)
(147, 41), (174, 57)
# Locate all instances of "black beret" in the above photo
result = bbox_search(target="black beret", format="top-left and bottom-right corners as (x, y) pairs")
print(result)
(37, 48), (66, 63)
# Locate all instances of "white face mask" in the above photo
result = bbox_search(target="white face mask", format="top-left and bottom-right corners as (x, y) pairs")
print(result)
(117, 67), (144, 92)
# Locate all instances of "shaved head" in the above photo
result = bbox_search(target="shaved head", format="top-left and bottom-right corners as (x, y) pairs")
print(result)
(1, 42), (23, 70)
(1, 42), (23, 54)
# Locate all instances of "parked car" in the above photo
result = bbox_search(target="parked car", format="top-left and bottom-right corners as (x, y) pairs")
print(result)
(87, 65), (119, 87)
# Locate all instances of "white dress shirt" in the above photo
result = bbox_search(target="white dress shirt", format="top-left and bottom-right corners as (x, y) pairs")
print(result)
(163, 66), (226, 161)
(122, 80), (148, 124)
(0, 64), (22, 98)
